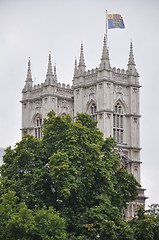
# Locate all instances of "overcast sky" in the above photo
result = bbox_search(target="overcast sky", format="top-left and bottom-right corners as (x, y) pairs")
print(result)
(0, 0), (159, 207)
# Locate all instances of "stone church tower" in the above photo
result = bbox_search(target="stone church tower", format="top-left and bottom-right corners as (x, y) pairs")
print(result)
(21, 36), (146, 219)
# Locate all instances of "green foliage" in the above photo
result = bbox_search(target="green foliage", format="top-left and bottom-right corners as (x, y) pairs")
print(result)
(0, 191), (67, 240)
(34, 206), (67, 240)
(0, 135), (54, 209)
(0, 111), (141, 239)
(147, 204), (159, 218)
(129, 205), (159, 240)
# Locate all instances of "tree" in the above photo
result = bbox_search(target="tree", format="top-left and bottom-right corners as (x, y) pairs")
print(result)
(129, 204), (159, 240)
(0, 191), (67, 240)
(0, 136), (54, 209)
(0, 111), (139, 239)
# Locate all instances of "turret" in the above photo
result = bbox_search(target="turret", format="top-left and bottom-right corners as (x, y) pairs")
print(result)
(78, 43), (86, 74)
(100, 35), (111, 70)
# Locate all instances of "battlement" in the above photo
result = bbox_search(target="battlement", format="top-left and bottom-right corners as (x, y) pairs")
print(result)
(22, 78), (73, 102)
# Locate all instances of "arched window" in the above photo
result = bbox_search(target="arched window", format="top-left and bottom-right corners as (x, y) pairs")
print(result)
(61, 112), (66, 117)
(113, 103), (124, 144)
(90, 103), (97, 120)
(34, 115), (43, 139)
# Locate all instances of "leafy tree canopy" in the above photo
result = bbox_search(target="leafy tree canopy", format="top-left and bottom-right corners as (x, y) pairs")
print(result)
(0, 111), (141, 239)
(129, 204), (159, 240)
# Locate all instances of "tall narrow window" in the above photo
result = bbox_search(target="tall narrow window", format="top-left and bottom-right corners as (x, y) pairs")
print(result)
(90, 103), (97, 120)
(35, 128), (37, 139)
(113, 129), (116, 139)
(113, 115), (115, 127)
(113, 103), (124, 144)
(120, 115), (123, 128)
(34, 116), (43, 139)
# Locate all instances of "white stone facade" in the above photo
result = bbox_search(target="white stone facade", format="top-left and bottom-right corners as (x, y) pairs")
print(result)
(21, 36), (146, 218)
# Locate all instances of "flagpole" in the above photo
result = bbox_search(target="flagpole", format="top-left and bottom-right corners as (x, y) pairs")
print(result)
(106, 10), (108, 42)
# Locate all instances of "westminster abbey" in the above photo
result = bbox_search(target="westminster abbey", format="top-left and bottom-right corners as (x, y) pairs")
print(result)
(21, 35), (146, 219)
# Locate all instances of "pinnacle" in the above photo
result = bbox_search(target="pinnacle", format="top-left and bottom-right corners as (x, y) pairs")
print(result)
(78, 43), (86, 67)
(26, 58), (32, 81)
(100, 35), (111, 70)
(47, 53), (53, 76)
(54, 63), (56, 73)
(101, 34), (109, 60)
(128, 41), (135, 65)
(54, 63), (57, 82)
(74, 57), (78, 76)
(74, 57), (77, 70)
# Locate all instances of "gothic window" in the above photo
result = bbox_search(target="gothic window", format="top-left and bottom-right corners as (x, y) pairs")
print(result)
(113, 103), (124, 144)
(61, 112), (66, 117)
(34, 115), (43, 139)
(121, 130), (123, 143)
(120, 115), (123, 128)
(90, 103), (97, 120)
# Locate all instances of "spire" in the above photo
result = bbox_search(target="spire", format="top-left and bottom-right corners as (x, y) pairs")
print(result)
(74, 57), (77, 76)
(25, 58), (33, 90)
(101, 35), (109, 60)
(100, 35), (110, 70)
(26, 58), (32, 82)
(128, 41), (135, 65)
(54, 64), (57, 82)
(79, 43), (85, 66)
(127, 41), (137, 75)
(78, 43), (86, 73)
(46, 52), (53, 76)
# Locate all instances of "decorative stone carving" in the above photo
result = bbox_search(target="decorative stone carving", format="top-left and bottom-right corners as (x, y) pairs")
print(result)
(107, 113), (111, 119)
(107, 83), (111, 88)
(133, 88), (137, 93)
(119, 149), (129, 168)
(116, 85), (123, 95)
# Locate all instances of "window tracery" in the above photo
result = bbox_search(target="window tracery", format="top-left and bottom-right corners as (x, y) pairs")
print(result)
(90, 103), (97, 120)
(113, 103), (124, 144)
(34, 115), (43, 139)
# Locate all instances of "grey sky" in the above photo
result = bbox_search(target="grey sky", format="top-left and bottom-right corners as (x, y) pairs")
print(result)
(0, 0), (158, 207)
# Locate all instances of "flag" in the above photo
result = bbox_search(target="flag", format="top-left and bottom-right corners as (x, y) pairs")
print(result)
(107, 14), (125, 29)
